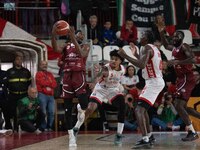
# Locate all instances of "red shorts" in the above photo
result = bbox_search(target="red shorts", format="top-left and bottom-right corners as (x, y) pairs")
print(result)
(61, 71), (87, 98)
(175, 73), (195, 101)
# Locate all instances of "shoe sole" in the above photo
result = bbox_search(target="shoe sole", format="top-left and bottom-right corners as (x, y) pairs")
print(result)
(182, 136), (199, 141)
(4, 130), (13, 136)
(69, 144), (77, 147)
(132, 143), (152, 149)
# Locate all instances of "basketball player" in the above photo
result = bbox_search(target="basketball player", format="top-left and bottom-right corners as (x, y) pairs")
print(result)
(74, 50), (126, 146)
(51, 25), (90, 147)
(118, 31), (165, 148)
(159, 28), (199, 141)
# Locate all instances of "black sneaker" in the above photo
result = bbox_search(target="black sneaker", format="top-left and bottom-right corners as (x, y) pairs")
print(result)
(114, 133), (122, 145)
(182, 130), (199, 141)
(136, 135), (155, 144)
(132, 139), (151, 149)
(149, 135), (156, 143)
(73, 127), (79, 139)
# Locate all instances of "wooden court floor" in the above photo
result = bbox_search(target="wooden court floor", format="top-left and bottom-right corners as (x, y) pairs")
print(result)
(1, 131), (200, 150)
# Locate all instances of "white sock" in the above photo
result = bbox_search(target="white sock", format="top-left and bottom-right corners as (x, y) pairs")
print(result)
(117, 122), (124, 135)
(147, 132), (152, 138)
(68, 129), (73, 137)
(188, 124), (195, 133)
(142, 136), (149, 142)
(74, 110), (85, 129)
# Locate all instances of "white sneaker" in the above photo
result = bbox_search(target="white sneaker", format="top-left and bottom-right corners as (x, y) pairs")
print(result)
(35, 129), (42, 134)
(69, 134), (77, 147)
(0, 129), (13, 136)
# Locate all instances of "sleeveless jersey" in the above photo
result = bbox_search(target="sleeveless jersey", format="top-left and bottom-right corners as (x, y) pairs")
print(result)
(62, 43), (86, 72)
(172, 45), (193, 76)
(99, 63), (125, 88)
(142, 44), (163, 80)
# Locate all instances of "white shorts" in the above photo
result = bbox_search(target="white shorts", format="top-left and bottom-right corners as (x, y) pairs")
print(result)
(139, 77), (165, 106)
(90, 83), (124, 104)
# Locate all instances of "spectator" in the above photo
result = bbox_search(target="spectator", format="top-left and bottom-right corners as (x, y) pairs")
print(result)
(151, 13), (175, 42)
(191, 68), (200, 97)
(124, 95), (138, 131)
(17, 87), (44, 134)
(35, 60), (57, 131)
(0, 59), (7, 129)
(101, 20), (116, 46)
(118, 19), (138, 47)
(87, 15), (102, 46)
(6, 54), (31, 131)
(151, 93), (182, 131)
(121, 65), (139, 102)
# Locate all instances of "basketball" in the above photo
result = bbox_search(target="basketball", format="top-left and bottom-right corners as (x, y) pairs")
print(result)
(55, 20), (69, 36)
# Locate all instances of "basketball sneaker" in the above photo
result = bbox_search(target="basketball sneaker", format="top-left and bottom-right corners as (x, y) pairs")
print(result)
(182, 130), (199, 141)
(149, 134), (156, 143)
(133, 139), (151, 148)
(68, 130), (77, 147)
(114, 133), (122, 145)
(136, 135), (155, 144)
(0, 129), (13, 136)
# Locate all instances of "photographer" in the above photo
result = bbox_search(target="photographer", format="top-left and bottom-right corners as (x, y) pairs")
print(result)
(124, 94), (138, 131)
(17, 87), (45, 134)
(151, 93), (183, 131)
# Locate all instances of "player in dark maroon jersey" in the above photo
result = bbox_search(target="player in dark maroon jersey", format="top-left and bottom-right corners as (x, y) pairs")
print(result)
(52, 26), (90, 147)
(159, 28), (199, 141)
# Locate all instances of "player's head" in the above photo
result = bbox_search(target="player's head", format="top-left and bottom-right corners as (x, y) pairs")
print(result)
(75, 30), (84, 43)
(140, 30), (155, 46)
(109, 49), (124, 68)
(172, 31), (184, 47)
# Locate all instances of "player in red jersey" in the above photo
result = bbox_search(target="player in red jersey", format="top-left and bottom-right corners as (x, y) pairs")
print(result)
(159, 28), (199, 141)
(52, 26), (90, 147)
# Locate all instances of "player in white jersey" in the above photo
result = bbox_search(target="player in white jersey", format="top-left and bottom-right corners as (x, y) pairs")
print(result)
(73, 50), (126, 146)
(118, 31), (165, 148)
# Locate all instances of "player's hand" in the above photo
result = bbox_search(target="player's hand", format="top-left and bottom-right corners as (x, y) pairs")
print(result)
(118, 48), (126, 57)
(52, 23), (57, 36)
(129, 42), (137, 56)
(88, 83), (95, 90)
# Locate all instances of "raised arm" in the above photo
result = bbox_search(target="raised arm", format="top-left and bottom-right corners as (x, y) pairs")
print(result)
(159, 28), (174, 51)
(118, 45), (152, 69)
(51, 24), (63, 53)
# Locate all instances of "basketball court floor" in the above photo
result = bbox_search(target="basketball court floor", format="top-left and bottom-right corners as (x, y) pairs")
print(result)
(1, 131), (199, 150)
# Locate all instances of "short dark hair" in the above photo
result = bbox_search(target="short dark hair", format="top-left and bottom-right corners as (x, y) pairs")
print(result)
(176, 31), (185, 40)
(145, 30), (155, 44)
(110, 49), (124, 62)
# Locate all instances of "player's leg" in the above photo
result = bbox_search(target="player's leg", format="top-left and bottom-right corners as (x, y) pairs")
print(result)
(174, 98), (199, 141)
(111, 95), (125, 145)
(64, 99), (77, 147)
(174, 76), (199, 141)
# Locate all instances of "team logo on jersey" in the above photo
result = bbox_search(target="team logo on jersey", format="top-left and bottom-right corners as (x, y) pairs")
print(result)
(68, 52), (77, 58)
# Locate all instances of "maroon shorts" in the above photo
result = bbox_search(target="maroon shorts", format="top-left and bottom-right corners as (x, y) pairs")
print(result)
(61, 71), (87, 98)
(175, 72), (195, 101)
